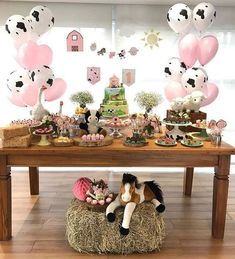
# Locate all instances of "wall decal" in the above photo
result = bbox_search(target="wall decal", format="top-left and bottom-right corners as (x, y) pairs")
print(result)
(87, 67), (100, 85)
(67, 30), (84, 52)
(128, 47), (139, 56)
(90, 42), (97, 51)
(109, 51), (116, 59)
(97, 48), (106, 55)
(118, 49), (126, 59)
(122, 69), (135, 86)
(141, 29), (162, 49)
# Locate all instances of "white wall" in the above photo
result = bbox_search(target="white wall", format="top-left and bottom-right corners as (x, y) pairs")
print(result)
(0, 1), (235, 144)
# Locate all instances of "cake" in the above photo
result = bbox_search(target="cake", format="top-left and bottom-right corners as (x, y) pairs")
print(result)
(100, 75), (129, 118)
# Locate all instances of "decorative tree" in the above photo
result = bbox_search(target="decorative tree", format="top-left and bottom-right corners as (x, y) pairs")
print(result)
(134, 91), (163, 114)
(70, 91), (94, 108)
(134, 91), (163, 138)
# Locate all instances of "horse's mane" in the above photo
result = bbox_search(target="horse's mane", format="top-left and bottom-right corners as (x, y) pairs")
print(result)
(122, 173), (141, 189)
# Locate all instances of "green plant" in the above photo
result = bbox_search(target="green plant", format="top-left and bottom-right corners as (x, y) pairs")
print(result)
(70, 91), (94, 108)
(134, 91), (163, 113)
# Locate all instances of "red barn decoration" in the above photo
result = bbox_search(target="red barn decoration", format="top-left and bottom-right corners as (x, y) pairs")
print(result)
(67, 30), (84, 52)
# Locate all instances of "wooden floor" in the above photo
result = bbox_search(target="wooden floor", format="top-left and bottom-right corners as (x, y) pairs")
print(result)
(0, 169), (235, 259)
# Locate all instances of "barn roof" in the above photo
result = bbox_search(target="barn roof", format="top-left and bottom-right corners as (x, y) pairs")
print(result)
(66, 30), (83, 39)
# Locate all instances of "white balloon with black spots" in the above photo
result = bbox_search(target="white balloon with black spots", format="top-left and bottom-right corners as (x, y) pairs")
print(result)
(164, 57), (187, 82)
(181, 67), (208, 94)
(167, 3), (192, 34)
(30, 65), (55, 88)
(5, 15), (32, 46)
(7, 69), (30, 93)
(193, 2), (216, 32)
(29, 5), (55, 36)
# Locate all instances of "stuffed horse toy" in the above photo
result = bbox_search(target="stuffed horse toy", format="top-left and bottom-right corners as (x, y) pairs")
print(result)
(106, 173), (165, 236)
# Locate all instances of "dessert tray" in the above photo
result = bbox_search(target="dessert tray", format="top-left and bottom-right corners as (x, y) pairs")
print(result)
(155, 136), (177, 147)
(104, 117), (130, 138)
(33, 129), (54, 146)
(123, 136), (148, 147)
(181, 139), (203, 148)
(73, 134), (113, 147)
(53, 136), (74, 147)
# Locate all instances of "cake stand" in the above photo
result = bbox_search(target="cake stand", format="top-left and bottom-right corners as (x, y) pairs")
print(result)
(105, 119), (130, 139)
(162, 120), (192, 142)
(33, 132), (53, 146)
(109, 126), (124, 138)
(188, 124), (210, 141)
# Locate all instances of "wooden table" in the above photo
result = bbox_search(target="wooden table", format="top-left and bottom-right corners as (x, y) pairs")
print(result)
(1, 139), (235, 241)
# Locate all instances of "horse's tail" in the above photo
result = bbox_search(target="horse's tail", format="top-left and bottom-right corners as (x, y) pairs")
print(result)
(144, 181), (164, 203)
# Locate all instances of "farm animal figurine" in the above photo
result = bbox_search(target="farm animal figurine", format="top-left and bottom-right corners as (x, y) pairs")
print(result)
(31, 86), (50, 121)
(79, 109), (107, 136)
(183, 90), (206, 112)
(106, 173), (165, 236)
(170, 97), (184, 112)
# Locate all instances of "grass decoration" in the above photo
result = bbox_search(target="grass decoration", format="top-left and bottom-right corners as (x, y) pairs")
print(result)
(66, 198), (165, 254)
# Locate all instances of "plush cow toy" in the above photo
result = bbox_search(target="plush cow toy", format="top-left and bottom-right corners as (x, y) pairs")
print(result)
(79, 109), (106, 136)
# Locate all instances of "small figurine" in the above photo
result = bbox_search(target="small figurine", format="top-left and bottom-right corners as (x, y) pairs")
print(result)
(109, 75), (120, 88)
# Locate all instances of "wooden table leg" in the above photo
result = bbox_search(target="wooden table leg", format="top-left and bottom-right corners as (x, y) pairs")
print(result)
(29, 167), (39, 195)
(183, 167), (194, 196)
(0, 155), (12, 240)
(212, 155), (230, 239)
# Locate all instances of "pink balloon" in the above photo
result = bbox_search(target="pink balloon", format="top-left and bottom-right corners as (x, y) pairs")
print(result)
(20, 85), (40, 107)
(201, 82), (219, 107)
(198, 35), (219, 66)
(17, 41), (53, 70)
(164, 81), (187, 102)
(8, 94), (27, 107)
(179, 34), (199, 68)
(44, 78), (67, 102)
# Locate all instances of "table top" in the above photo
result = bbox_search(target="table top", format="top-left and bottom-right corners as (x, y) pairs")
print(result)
(1, 138), (235, 156)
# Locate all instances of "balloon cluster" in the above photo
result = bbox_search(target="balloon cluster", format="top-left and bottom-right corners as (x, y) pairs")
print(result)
(5, 6), (67, 107)
(165, 2), (219, 107)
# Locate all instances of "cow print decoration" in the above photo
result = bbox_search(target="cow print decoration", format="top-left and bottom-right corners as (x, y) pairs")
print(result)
(181, 67), (208, 94)
(164, 57), (187, 82)
(29, 5), (55, 36)
(7, 69), (30, 93)
(193, 2), (216, 32)
(5, 15), (31, 45)
(30, 65), (55, 88)
(167, 3), (192, 34)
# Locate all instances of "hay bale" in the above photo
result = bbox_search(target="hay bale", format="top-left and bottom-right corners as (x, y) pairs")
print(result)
(66, 198), (165, 254)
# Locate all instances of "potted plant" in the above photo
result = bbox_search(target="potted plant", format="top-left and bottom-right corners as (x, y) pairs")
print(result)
(70, 91), (94, 116)
(134, 91), (163, 138)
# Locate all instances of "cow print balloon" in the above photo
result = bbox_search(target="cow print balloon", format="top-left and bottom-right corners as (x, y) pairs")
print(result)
(7, 69), (30, 93)
(164, 57), (187, 82)
(5, 15), (31, 46)
(30, 65), (55, 88)
(181, 67), (208, 94)
(167, 3), (192, 34)
(29, 5), (55, 36)
(193, 2), (216, 32)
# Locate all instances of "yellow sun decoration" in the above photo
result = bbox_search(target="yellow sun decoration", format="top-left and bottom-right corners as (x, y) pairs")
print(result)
(142, 29), (162, 49)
